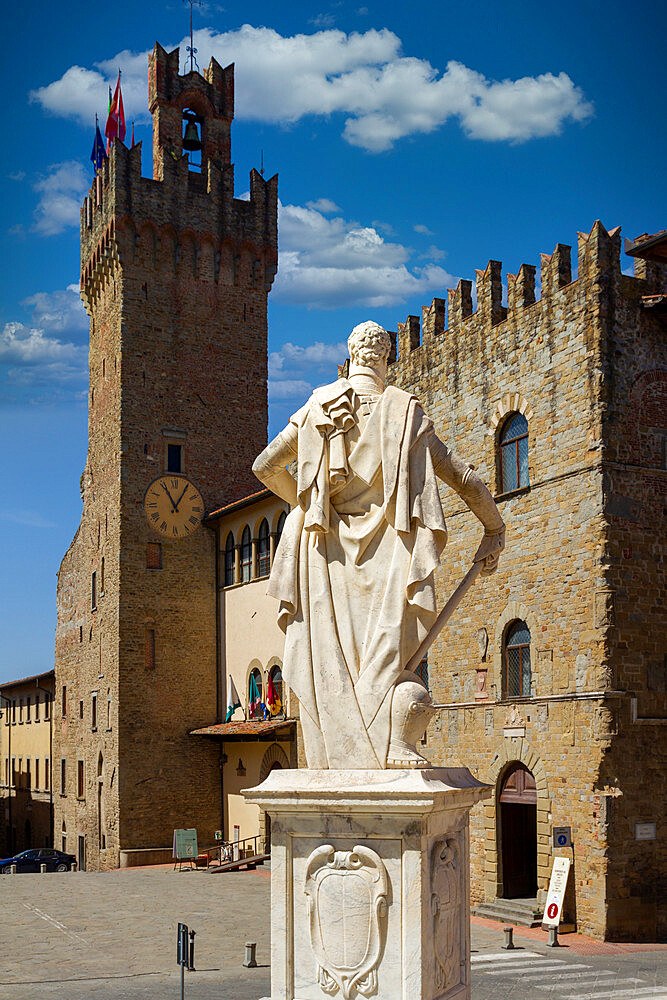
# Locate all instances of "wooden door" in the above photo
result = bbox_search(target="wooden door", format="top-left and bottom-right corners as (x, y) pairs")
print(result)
(500, 764), (537, 898)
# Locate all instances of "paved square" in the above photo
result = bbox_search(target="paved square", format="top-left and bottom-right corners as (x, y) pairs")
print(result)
(0, 867), (664, 999)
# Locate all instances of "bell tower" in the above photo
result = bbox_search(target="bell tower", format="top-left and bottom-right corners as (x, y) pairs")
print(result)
(54, 44), (277, 869)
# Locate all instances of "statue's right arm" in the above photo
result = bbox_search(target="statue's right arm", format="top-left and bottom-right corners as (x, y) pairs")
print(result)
(252, 424), (299, 506)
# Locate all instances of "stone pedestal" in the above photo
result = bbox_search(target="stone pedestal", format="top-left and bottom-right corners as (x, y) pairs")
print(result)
(243, 767), (491, 1000)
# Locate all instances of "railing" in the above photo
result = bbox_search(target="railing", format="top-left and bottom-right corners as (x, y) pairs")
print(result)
(198, 834), (265, 868)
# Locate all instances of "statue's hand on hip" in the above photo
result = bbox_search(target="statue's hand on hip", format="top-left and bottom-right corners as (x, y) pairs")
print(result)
(473, 528), (505, 575)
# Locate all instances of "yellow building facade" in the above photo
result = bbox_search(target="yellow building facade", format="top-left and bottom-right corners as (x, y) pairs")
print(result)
(192, 489), (295, 854)
(0, 671), (55, 857)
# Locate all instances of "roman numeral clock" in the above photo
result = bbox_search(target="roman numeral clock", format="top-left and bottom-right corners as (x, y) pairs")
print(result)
(143, 475), (205, 539)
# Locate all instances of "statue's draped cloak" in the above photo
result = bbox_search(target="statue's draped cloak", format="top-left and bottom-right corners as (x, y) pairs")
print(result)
(268, 379), (447, 768)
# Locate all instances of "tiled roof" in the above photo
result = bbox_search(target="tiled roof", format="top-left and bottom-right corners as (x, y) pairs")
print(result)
(190, 719), (295, 738)
(205, 488), (273, 521)
(0, 669), (55, 690)
(625, 230), (667, 263)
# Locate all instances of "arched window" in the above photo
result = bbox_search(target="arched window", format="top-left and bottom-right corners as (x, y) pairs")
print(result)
(499, 413), (529, 494)
(504, 620), (531, 698)
(268, 664), (283, 716)
(257, 519), (270, 577)
(240, 526), (252, 583)
(276, 510), (287, 543)
(224, 531), (235, 586)
(248, 667), (263, 719)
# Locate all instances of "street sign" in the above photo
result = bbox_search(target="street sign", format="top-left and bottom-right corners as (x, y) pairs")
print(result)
(553, 825), (572, 848)
(543, 856), (571, 928)
(173, 828), (198, 859)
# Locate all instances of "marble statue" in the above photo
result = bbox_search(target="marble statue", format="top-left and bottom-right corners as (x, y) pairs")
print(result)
(252, 320), (505, 770)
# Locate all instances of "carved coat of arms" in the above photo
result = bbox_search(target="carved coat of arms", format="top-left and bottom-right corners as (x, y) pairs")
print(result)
(304, 844), (388, 999)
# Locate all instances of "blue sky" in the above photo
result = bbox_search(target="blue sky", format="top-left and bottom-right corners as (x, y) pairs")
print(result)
(1, 0), (665, 682)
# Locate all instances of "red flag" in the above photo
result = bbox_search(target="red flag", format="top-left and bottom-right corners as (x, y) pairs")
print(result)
(131, 121), (135, 147)
(105, 72), (126, 146)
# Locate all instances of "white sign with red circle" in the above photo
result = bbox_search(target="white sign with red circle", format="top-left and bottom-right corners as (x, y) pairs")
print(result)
(543, 857), (571, 928)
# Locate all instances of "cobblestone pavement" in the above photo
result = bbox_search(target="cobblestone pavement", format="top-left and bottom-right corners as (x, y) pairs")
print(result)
(0, 866), (665, 999)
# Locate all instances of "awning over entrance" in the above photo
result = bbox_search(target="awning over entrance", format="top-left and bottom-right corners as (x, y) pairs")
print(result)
(190, 719), (296, 742)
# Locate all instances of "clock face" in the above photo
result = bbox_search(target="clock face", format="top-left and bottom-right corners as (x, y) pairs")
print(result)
(144, 475), (204, 539)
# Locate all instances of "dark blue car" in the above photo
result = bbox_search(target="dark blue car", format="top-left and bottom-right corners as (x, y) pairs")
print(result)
(0, 848), (76, 873)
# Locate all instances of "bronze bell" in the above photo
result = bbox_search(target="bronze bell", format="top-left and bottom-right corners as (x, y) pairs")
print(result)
(182, 119), (202, 152)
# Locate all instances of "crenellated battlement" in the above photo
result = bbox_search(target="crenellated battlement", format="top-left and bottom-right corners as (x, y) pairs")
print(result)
(80, 44), (277, 312)
(387, 221), (664, 368)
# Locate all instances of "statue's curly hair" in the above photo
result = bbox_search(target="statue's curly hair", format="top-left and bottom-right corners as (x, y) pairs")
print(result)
(347, 320), (391, 368)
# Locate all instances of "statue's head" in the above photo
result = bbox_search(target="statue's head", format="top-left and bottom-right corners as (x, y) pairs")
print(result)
(348, 321), (391, 381)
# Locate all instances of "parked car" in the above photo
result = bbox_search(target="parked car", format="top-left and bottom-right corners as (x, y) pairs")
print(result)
(0, 848), (76, 873)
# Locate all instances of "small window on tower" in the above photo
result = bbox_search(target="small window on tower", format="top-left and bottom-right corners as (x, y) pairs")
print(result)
(145, 628), (156, 670)
(91, 571), (97, 611)
(167, 444), (182, 473)
(146, 542), (162, 570)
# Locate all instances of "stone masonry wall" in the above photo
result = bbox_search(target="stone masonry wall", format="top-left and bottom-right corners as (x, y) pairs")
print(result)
(54, 46), (278, 867)
(387, 221), (665, 940)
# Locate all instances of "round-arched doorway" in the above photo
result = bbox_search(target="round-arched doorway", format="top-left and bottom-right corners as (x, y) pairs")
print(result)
(500, 762), (537, 899)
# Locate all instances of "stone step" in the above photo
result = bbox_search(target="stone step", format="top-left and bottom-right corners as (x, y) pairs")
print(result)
(472, 898), (543, 927)
(473, 898), (542, 918)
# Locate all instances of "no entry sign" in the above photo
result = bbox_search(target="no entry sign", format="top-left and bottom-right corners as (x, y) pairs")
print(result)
(543, 856), (571, 928)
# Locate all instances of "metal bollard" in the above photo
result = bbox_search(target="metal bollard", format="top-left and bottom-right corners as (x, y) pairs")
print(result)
(40, 864), (47, 874)
(502, 925), (515, 950)
(188, 929), (196, 971)
(10, 865), (16, 874)
(547, 926), (560, 947)
(243, 941), (258, 968)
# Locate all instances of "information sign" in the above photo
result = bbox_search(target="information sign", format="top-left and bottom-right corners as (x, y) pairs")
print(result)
(173, 828), (198, 859)
(543, 856), (571, 928)
(552, 826), (572, 848)
(635, 822), (656, 841)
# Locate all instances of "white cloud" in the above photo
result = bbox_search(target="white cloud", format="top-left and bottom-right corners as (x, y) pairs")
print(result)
(306, 198), (341, 213)
(0, 285), (88, 399)
(32, 161), (88, 236)
(274, 200), (455, 308)
(269, 340), (348, 406)
(22, 284), (88, 334)
(9, 170), (26, 181)
(309, 13), (336, 28)
(0, 509), (57, 529)
(0, 322), (83, 365)
(414, 224), (433, 235)
(30, 26), (593, 153)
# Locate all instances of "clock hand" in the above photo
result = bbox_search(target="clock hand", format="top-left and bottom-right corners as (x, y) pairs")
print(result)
(160, 481), (179, 510)
(173, 484), (189, 511)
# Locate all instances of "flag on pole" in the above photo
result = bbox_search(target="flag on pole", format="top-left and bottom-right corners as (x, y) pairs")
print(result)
(106, 85), (113, 154)
(266, 673), (282, 716)
(105, 71), (126, 149)
(248, 672), (261, 720)
(90, 116), (107, 173)
(225, 675), (241, 723)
